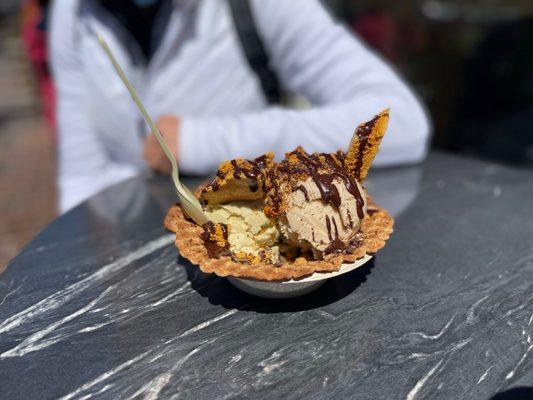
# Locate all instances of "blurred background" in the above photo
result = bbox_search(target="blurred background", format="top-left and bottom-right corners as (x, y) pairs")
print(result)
(0, 0), (532, 269)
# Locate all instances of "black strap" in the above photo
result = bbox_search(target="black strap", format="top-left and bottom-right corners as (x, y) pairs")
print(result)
(228, 0), (281, 104)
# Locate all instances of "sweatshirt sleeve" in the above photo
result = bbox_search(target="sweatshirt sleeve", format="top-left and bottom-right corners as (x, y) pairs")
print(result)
(179, 0), (430, 175)
(50, 0), (138, 213)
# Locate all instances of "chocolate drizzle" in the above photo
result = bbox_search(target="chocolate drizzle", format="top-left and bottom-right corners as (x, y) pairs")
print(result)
(324, 215), (345, 254)
(341, 235), (364, 255)
(347, 209), (354, 228)
(230, 159), (261, 180)
(200, 222), (229, 258)
(293, 185), (309, 201)
(334, 150), (346, 163)
(325, 215), (332, 241)
(209, 170), (226, 192)
(265, 167), (283, 215)
(366, 208), (378, 216)
(325, 215), (340, 242)
(249, 181), (259, 192)
(324, 240), (346, 255)
(253, 154), (270, 170)
(278, 149), (365, 219)
(206, 155), (272, 195)
(332, 217), (339, 238)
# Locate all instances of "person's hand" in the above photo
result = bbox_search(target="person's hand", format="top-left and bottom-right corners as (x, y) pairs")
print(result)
(143, 115), (180, 175)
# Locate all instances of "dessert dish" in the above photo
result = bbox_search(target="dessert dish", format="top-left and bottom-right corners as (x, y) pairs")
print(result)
(165, 110), (394, 284)
(95, 32), (387, 295)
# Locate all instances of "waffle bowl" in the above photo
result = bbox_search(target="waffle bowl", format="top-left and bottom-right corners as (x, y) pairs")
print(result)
(164, 199), (393, 298)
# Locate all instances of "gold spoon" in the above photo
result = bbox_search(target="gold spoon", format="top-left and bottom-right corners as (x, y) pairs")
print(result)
(96, 33), (208, 225)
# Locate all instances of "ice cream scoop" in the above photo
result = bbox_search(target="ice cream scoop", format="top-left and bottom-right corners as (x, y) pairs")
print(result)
(260, 147), (368, 258)
(279, 177), (367, 257)
(205, 200), (281, 264)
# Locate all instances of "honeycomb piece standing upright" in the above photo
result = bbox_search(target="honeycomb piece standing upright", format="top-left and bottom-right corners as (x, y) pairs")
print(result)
(344, 109), (390, 182)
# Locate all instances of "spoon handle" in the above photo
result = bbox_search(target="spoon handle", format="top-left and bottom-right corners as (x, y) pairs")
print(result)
(96, 33), (207, 224)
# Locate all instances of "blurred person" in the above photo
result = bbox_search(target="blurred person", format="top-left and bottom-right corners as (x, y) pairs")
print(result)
(50, 0), (430, 213)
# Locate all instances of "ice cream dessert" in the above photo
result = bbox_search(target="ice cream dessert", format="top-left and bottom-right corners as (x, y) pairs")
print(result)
(165, 110), (394, 281)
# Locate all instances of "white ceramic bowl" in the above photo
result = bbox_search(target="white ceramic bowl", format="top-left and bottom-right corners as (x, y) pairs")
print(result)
(226, 255), (372, 299)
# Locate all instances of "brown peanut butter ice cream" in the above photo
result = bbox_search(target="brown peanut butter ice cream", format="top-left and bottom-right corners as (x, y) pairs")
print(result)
(279, 177), (367, 256)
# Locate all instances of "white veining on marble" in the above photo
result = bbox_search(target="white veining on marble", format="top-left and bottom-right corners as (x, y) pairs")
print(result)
(78, 383), (114, 400)
(485, 251), (503, 270)
(477, 366), (493, 384)
(0, 287), (113, 358)
(78, 322), (113, 333)
(21, 253), (225, 356)
(59, 351), (153, 400)
(129, 372), (173, 400)
(402, 314), (456, 340)
(466, 294), (490, 324)
(177, 309), (238, 338)
(142, 281), (191, 309)
(505, 323), (533, 380)
(405, 359), (444, 400)
(377, 251), (533, 398)
(127, 343), (210, 400)
(0, 235), (174, 335)
(0, 284), (23, 307)
(229, 354), (242, 364)
(258, 350), (287, 375)
(505, 349), (532, 380)
(407, 353), (430, 360)
(61, 334), (221, 400)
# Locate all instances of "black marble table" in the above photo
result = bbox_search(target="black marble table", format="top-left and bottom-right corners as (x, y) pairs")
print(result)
(1, 152), (533, 400)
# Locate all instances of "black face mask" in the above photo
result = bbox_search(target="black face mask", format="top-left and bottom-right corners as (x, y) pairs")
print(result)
(131, 0), (160, 6)
(97, 0), (168, 60)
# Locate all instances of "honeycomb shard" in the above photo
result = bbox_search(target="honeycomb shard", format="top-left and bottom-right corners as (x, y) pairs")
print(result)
(345, 109), (389, 182)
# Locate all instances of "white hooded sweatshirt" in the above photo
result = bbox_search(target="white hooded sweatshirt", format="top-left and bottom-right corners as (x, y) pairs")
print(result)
(50, 0), (430, 212)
